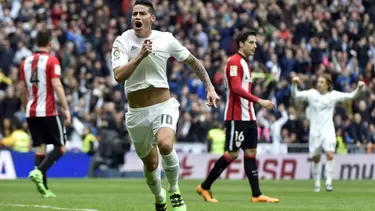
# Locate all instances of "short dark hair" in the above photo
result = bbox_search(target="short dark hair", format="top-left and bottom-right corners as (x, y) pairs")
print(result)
(235, 29), (257, 47)
(36, 29), (52, 47)
(134, 0), (155, 14)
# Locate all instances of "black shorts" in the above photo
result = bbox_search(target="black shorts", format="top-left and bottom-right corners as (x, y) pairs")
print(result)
(225, 120), (258, 151)
(26, 116), (67, 147)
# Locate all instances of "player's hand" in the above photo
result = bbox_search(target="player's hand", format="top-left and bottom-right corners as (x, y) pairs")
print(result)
(292, 76), (300, 84)
(358, 81), (365, 89)
(206, 86), (220, 107)
(63, 109), (71, 125)
(139, 39), (152, 59)
(278, 103), (285, 112)
(258, 99), (275, 110)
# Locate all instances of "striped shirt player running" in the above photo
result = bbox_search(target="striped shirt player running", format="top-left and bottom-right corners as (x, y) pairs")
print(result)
(197, 29), (280, 203)
(19, 29), (71, 198)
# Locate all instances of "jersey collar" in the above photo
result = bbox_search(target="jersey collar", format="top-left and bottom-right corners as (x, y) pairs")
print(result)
(236, 52), (248, 60)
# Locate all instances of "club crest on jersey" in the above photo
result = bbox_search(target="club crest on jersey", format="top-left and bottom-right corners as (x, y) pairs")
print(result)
(113, 47), (120, 61)
(230, 65), (238, 76)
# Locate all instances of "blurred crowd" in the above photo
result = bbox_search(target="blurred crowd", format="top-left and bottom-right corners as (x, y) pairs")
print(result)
(0, 0), (375, 155)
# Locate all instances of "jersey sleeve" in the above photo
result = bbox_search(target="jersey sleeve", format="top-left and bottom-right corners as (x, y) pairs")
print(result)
(291, 84), (313, 101)
(111, 37), (129, 70)
(331, 88), (360, 102)
(48, 56), (62, 79)
(226, 59), (259, 103)
(167, 33), (190, 62)
(19, 61), (25, 81)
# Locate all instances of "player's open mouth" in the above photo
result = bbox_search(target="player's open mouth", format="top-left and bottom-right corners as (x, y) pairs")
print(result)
(135, 21), (142, 29)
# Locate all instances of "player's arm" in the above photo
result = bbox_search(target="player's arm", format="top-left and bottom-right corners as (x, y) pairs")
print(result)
(332, 81), (365, 102)
(168, 33), (220, 106)
(112, 38), (151, 83)
(49, 57), (71, 124)
(226, 63), (259, 103)
(291, 76), (311, 101)
(184, 54), (215, 91)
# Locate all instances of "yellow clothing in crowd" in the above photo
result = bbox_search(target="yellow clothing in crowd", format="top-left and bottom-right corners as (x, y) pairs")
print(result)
(208, 128), (226, 155)
(1, 130), (31, 152)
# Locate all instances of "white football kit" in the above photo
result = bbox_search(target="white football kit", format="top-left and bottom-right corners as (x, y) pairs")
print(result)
(292, 85), (360, 157)
(111, 29), (190, 158)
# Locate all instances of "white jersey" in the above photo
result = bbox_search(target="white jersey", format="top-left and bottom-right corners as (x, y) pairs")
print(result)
(111, 29), (190, 96)
(292, 85), (360, 137)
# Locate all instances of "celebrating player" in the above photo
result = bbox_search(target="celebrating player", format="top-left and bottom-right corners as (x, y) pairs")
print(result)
(111, 0), (220, 210)
(292, 74), (365, 192)
(19, 29), (71, 197)
(196, 29), (279, 203)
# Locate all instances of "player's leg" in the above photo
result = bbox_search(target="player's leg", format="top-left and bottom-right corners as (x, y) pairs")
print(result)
(31, 116), (66, 197)
(311, 155), (322, 192)
(197, 121), (240, 202)
(34, 144), (48, 189)
(324, 151), (334, 191)
(26, 117), (48, 196)
(140, 145), (167, 210)
(197, 151), (239, 202)
(323, 136), (336, 192)
(126, 109), (166, 211)
(156, 128), (185, 210)
(243, 121), (279, 203)
(309, 136), (323, 192)
(154, 98), (186, 211)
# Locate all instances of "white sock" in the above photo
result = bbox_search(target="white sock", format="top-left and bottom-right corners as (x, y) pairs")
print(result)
(312, 162), (321, 187)
(162, 150), (180, 192)
(326, 159), (334, 185)
(143, 166), (164, 202)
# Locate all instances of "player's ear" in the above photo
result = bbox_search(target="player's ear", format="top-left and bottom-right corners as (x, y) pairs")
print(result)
(48, 41), (53, 49)
(239, 41), (244, 48)
(151, 14), (156, 23)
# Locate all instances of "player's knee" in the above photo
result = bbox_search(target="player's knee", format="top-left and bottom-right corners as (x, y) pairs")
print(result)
(244, 148), (257, 157)
(35, 145), (46, 155)
(144, 162), (159, 172)
(326, 152), (334, 160)
(226, 151), (240, 160)
(312, 156), (321, 163)
(54, 145), (65, 155)
(157, 138), (173, 155)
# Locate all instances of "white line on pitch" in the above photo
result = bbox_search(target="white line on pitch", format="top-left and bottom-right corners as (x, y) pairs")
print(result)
(0, 204), (99, 211)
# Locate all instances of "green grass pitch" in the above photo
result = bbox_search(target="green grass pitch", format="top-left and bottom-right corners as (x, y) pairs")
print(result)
(0, 179), (374, 211)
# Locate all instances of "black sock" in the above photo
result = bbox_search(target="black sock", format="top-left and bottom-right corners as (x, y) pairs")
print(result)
(244, 156), (262, 197)
(38, 147), (64, 173)
(201, 155), (232, 190)
(35, 154), (48, 189)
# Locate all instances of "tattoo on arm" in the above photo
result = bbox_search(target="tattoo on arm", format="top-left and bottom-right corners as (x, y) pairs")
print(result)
(185, 54), (212, 88)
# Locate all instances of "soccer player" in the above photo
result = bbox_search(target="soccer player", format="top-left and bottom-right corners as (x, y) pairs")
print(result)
(111, 0), (220, 210)
(19, 29), (71, 198)
(291, 74), (364, 192)
(196, 29), (280, 203)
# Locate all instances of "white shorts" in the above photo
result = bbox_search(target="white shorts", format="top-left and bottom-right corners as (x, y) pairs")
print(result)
(309, 132), (336, 157)
(125, 98), (180, 158)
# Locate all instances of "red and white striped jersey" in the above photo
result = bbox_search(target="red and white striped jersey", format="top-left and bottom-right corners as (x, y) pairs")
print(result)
(224, 53), (257, 121)
(20, 52), (61, 118)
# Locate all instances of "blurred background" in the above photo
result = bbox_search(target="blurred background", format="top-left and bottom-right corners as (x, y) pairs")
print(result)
(0, 0), (374, 179)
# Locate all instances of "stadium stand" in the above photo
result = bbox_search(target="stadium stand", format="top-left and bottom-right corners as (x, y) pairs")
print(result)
(0, 0), (375, 155)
